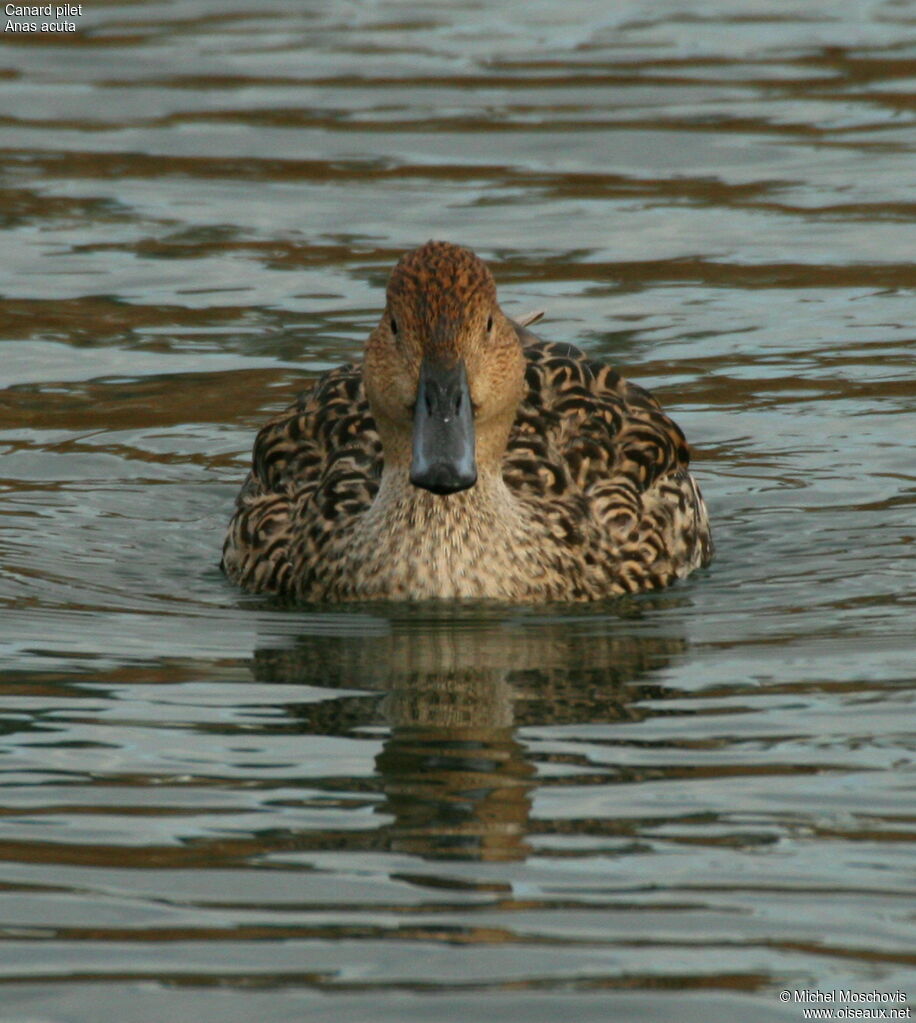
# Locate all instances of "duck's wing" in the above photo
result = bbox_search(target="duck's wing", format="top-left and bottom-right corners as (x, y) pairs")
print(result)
(506, 331), (713, 591)
(511, 335), (688, 487)
(221, 363), (381, 594)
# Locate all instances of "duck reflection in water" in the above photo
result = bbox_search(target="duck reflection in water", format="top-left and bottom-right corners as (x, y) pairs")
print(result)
(253, 604), (687, 862)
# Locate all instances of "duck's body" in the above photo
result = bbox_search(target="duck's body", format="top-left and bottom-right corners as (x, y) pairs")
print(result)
(222, 243), (712, 602)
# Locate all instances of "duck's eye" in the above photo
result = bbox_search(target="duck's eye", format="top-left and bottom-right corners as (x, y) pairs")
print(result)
(486, 315), (493, 332)
(390, 317), (398, 335)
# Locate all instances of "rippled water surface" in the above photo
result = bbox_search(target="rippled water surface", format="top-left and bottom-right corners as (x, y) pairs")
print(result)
(1, 2), (914, 1021)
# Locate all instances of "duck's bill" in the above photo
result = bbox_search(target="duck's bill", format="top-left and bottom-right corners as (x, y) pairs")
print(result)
(410, 355), (477, 495)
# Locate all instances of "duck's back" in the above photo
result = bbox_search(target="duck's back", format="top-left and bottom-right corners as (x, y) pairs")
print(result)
(222, 331), (712, 599)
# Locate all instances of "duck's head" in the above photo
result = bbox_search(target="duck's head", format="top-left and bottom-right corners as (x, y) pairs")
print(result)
(364, 241), (526, 495)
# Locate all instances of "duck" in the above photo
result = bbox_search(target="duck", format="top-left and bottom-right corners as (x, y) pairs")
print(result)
(221, 241), (713, 602)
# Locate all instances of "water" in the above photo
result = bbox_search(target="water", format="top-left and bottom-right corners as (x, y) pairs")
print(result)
(1, 2), (914, 1021)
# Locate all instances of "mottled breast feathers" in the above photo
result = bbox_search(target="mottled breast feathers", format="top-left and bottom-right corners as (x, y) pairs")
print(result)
(222, 330), (713, 601)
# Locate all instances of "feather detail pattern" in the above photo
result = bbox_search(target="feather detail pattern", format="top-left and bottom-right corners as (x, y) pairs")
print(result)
(222, 321), (713, 602)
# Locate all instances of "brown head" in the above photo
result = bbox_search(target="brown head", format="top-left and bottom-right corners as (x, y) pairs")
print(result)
(364, 241), (526, 494)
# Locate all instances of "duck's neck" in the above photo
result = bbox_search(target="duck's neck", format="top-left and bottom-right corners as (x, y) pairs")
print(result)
(347, 463), (538, 600)
(370, 462), (520, 540)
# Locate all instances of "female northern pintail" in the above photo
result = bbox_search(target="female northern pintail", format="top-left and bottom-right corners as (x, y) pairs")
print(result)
(222, 241), (712, 601)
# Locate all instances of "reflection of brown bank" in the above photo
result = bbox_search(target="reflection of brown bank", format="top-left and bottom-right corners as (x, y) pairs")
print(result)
(253, 603), (688, 861)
